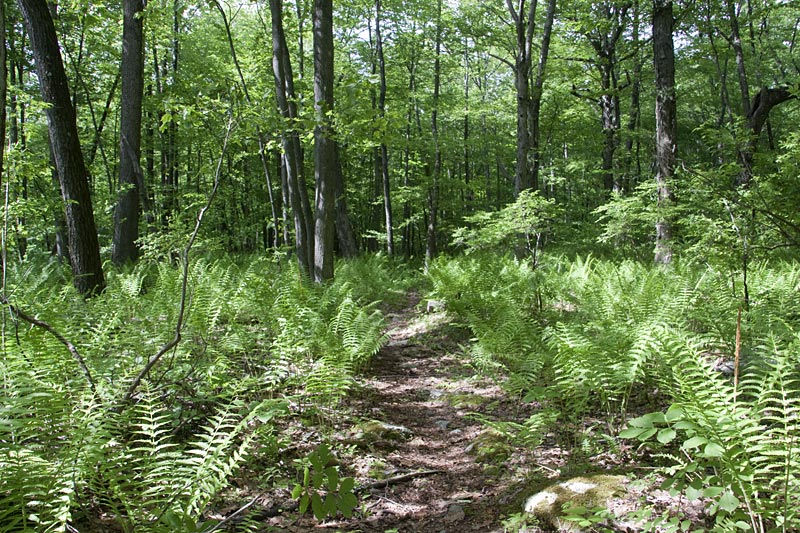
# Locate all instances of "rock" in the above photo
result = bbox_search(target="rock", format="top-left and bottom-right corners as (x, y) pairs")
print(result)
(348, 419), (412, 449)
(434, 419), (450, 430)
(426, 299), (446, 313)
(444, 503), (465, 522)
(523, 474), (627, 531)
(465, 428), (512, 465)
(447, 392), (487, 409)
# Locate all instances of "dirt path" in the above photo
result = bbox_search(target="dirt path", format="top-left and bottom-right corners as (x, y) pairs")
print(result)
(269, 293), (523, 532)
(338, 295), (510, 532)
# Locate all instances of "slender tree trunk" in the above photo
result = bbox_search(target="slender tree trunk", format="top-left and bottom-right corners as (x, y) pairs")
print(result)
(653, 0), (676, 264)
(530, 0), (556, 193)
(112, 0), (145, 265)
(426, 0), (443, 267)
(312, 0), (336, 282)
(333, 143), (358, 257)
(18, 0), (105, 294)
(215, 0), (279, 249)
(270, 0), (311, 272)
(624, 0), (643, 190)
(510, 0), (537, 195)
(375, 0), (393, 256)
(0, 0), (7, 197)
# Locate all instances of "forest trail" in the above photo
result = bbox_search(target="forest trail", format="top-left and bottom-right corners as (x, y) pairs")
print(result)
(272, 293), (525, 532)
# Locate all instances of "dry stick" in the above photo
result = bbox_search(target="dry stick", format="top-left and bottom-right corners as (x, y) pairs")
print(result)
(355, 469), (442, 493)
(120, 115), (235, 406)
(0, 295), (96, 393)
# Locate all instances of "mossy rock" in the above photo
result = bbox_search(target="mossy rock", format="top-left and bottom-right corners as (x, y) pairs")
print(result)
(523, 474), (627, 531)
(348, 419), (412, 449)
(447, 392), (488, 409)
(465, 428), (512, 465)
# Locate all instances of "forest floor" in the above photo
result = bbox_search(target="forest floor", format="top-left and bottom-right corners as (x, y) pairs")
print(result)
(244, 292), (539, 532)
(232, 292), (703, 532)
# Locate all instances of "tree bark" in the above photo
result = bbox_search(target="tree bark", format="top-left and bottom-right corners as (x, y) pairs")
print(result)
(18, 0), (105, 294)
(112, 0), (145, 265)
(531, 0), (556, 193)
(426, 0), (443, 267)
(0, 0), (6, 196)
(333, 143), (358, 257)
(270, 0), (311, 273)
(653, 0), (677, 265)
(312, 0), (336, 282)
(509, 0), (537, 195)
(375, 0), (393, 256)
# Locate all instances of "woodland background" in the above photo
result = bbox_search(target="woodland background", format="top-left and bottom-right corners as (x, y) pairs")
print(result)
(1, 0), (799, 531)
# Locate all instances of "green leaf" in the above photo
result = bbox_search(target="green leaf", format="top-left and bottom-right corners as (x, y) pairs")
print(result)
(619, 427), (647, 439)
(718, 491), (740, 513)
(311, 493), (325, 520)
(325, 466), (339, 491)
(665, 404), (684, 422)
(682, 436), (707, 449)
(657, 428), (677, 444)
(340, 477), (356, 494)
(291, 483), (303, 499)
(627, 412), (666, 428)
(299, 494), (310, 515)
(323, 493), (338, 516)
(685, 483), (703, 500)
(703, 442), (725, 457)
(703, 486), (724, 498)
(339, 492), (358, 517)
(639, 427), (658, 441)
(312, 471), (325, 489)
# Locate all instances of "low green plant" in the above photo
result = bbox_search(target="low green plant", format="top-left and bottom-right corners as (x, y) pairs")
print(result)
(291, 444), (358, 521)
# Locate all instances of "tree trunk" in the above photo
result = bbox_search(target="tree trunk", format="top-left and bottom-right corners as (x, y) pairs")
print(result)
(112, 0), (145, 265)
(426, 0), (443, 267)
(531, 0), (556, 193)
(270, 0), (311, 273)
(375, 0), (393, 256)
(510, 0), (537, 195)
(312, 0), (336, 282)
(653, 0), (677, 265)
(0, 0), (6, 197)
(18, 0), (105, 295)
(333, 143), (358, 257)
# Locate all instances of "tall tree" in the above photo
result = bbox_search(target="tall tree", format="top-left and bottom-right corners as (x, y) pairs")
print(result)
(0, 0), (6, 198)
(653, 0), (676, 264)
(508, 0), (538, 195)
(312, 0), (335, 282)
(426, 0), (443, 266)
(270, 0), (313, 273)
(375, 0), (393, 256)
(112, 0), (146, 265)
(18, 0), (105, 294)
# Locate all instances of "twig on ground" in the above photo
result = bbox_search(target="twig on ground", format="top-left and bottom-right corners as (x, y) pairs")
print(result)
(356, 469), (442, 492)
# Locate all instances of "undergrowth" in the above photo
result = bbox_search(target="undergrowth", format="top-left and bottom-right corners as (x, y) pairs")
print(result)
(0, 253), (407, 532)
(428, 253), (800, 531)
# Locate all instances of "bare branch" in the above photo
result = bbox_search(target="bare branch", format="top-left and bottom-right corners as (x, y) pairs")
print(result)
(120, 114), (236, 406)
(1, 296), (96, 393)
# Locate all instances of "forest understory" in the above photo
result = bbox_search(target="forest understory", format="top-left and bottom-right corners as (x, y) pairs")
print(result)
(3, 253), (799, 533)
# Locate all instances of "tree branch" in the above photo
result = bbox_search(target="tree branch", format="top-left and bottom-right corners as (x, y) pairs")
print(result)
(120, 114), (235, 406)
(1, 296), (96, 393)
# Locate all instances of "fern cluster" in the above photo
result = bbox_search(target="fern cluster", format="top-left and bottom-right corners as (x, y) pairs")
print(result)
(1, 253), (392, 531)
(428, 253), (800, 530)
